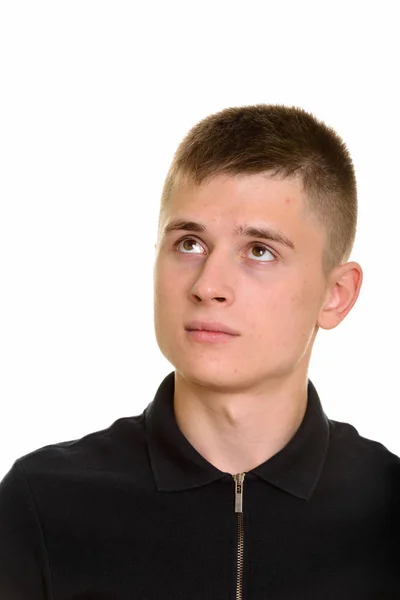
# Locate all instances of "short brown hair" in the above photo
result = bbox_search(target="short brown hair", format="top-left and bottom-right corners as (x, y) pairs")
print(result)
(160, 104), (357, 274)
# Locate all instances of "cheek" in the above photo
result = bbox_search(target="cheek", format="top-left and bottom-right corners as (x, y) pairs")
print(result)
(278, 282), (322, 343)
(154, 263), (170, 318)
(244, 281), (314, 333)
(156, 270), (184, 305)
(154, 265), (188, 325)
(154, 256), (174, 297)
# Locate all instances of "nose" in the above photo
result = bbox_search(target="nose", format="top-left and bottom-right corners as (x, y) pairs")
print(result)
(190, 250), (235, 306)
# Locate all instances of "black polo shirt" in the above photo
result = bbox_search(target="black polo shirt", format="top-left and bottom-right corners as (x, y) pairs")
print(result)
(1, 372), (399, 599)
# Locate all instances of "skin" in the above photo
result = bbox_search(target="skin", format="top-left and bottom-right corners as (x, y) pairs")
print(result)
(153, 172), (363, 475)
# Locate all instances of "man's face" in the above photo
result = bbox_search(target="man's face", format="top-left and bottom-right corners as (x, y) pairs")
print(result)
(154, 172), (330, 391)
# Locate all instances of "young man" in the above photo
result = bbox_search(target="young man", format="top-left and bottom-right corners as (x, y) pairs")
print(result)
(1, 105), (399, 599)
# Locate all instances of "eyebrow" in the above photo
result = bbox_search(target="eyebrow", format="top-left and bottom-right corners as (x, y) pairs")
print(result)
(163, 219), (296, 251)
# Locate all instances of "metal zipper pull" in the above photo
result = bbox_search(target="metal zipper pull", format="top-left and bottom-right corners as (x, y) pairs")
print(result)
(233, 472), (246, 513)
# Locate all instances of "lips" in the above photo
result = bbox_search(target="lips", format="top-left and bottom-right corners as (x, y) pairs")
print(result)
(185, 321), (239, 336)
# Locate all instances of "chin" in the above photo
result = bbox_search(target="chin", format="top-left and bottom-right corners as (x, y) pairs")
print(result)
(174, 359), (258, 393)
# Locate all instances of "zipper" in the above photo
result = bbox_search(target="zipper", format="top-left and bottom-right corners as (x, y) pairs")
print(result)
(233, 472), (246, 600)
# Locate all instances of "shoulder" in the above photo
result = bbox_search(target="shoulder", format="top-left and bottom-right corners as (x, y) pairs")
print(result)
(326, 417), (400, 490)
(0, 412), (151, 554)
(4, 412), (147, 485)
(328, 417), (399, 460)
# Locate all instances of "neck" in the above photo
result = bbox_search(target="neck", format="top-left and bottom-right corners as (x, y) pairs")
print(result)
(173, 370), (309, 475)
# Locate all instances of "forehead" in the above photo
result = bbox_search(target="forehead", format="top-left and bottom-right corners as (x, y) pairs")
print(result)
(162, 172), (311, 228)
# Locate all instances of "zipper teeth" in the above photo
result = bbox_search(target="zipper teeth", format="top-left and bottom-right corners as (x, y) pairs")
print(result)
(236, 512), (244, 600)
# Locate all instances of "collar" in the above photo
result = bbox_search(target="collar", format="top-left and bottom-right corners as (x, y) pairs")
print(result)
(144, 372), (330, 500)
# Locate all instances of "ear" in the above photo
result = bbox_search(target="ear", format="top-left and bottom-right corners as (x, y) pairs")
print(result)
(317, 261), (363, 331)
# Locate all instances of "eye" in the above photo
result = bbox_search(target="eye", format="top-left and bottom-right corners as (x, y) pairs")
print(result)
(246, 244), (275, 262)
(175, 237), (205, 254)
(174, 237), (275, 262)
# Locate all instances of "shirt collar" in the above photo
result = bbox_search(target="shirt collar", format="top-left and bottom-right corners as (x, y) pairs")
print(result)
(144, 372), (330, 500)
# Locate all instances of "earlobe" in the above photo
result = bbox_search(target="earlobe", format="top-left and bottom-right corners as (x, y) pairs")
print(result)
(317, 262), (363, 331)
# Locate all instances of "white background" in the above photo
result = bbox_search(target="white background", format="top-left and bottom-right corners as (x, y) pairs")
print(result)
(1, 1), (399, 479)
